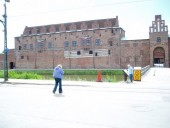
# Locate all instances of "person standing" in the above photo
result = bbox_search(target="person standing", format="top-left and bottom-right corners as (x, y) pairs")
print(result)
(127, 64), (134, 82)
(53, 64), (64, 94)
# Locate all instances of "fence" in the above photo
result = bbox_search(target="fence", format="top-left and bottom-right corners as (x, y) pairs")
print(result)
(141, 65), (150, 76)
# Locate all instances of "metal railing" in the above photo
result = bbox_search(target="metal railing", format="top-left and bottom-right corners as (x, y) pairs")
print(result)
(141, 65), (150, 76)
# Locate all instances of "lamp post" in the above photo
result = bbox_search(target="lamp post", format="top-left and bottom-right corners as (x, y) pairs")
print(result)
(1, 0), (10, 81)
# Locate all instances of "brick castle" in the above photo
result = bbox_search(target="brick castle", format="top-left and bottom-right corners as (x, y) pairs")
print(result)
(0, 15), (169, 69)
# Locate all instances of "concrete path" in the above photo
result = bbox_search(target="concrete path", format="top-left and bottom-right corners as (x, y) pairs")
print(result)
(0, 67), (170, 128)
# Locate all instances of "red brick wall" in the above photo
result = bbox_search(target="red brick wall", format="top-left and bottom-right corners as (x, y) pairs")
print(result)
(0, 49), (15, 69)
(3, 15), (168, 69)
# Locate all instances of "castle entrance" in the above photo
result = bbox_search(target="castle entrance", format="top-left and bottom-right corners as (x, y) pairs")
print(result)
(153, 47), (165, 66)
(9, 62), (15, 69)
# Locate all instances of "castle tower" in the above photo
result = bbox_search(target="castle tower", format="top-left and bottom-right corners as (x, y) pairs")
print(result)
(149, 15), (169, 67)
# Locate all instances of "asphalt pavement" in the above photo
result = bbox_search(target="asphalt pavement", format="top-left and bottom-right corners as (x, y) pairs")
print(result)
(0, 67), (170, 128)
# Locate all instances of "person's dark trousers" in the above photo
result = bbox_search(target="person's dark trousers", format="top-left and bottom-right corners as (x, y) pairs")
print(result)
(129, 74), (133, 82)
(53, 78), (62, 93)
(124, 72), (128, 82)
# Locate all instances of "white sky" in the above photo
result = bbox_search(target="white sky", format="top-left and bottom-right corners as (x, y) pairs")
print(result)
(0, 0), (170, 53)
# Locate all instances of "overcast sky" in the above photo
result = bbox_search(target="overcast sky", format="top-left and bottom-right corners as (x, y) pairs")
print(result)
(0, 0), (170, 53)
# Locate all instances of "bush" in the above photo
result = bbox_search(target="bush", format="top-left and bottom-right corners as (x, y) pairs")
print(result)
(0, 70), (3, 78)
(8, 71), (43, 79)
(0, 69), (123, 81)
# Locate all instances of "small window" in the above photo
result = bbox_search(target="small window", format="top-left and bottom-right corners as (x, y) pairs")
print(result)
(108, 50), (111, 55)
(64, 41), (69, 48)
(40, 42), (44, 48)
(19, 46), (22, 50)
(21, 56), (24, 59)
(86, 39), (91, 45)
(27, 56), (29, 60)
(56, 27), (59, 32)
(89, 50), (93, 54)
(48, 42), (52, 49)
(109, 41), (113, 46)
(30, 44), (33, 50)
(81, 38), (91, 46)
(77, 51), (81, 55)
(23, 44), (27, 50)
(81, 39), (86, 46)
(37, 29), (40, 34)
(46, 28), (49, 33)
(157, 37), (161, 43)
(96, 39), (101, 46)
(72, 41), (77, 47)
(37, 42), (45, 49)
(28, 30), (31, 35)
(95, 52), (98, 56)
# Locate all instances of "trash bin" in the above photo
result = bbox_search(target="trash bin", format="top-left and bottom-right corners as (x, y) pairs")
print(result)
(133, 67), (141, 81)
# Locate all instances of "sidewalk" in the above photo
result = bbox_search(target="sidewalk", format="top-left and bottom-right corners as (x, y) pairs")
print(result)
(0, 78), (116, 86)
(0, 67), (170, 128)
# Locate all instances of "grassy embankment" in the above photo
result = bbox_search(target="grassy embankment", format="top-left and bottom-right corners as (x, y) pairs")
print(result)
(0, 70), (123, 82)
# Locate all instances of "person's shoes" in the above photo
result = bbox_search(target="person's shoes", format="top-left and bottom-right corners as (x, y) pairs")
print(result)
(52, 90), (55, 94)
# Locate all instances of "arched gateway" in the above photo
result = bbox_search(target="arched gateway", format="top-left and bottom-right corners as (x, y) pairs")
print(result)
(153, 47), (165, 64)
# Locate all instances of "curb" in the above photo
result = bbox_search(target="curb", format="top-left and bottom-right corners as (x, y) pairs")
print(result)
(0, 80), (98, 87)
(0, 81), (53, 85)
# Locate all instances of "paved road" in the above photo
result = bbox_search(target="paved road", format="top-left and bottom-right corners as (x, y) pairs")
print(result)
(0, 67), (170, 128)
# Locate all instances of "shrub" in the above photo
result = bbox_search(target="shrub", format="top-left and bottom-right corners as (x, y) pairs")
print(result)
(8, 71), (43, 79)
